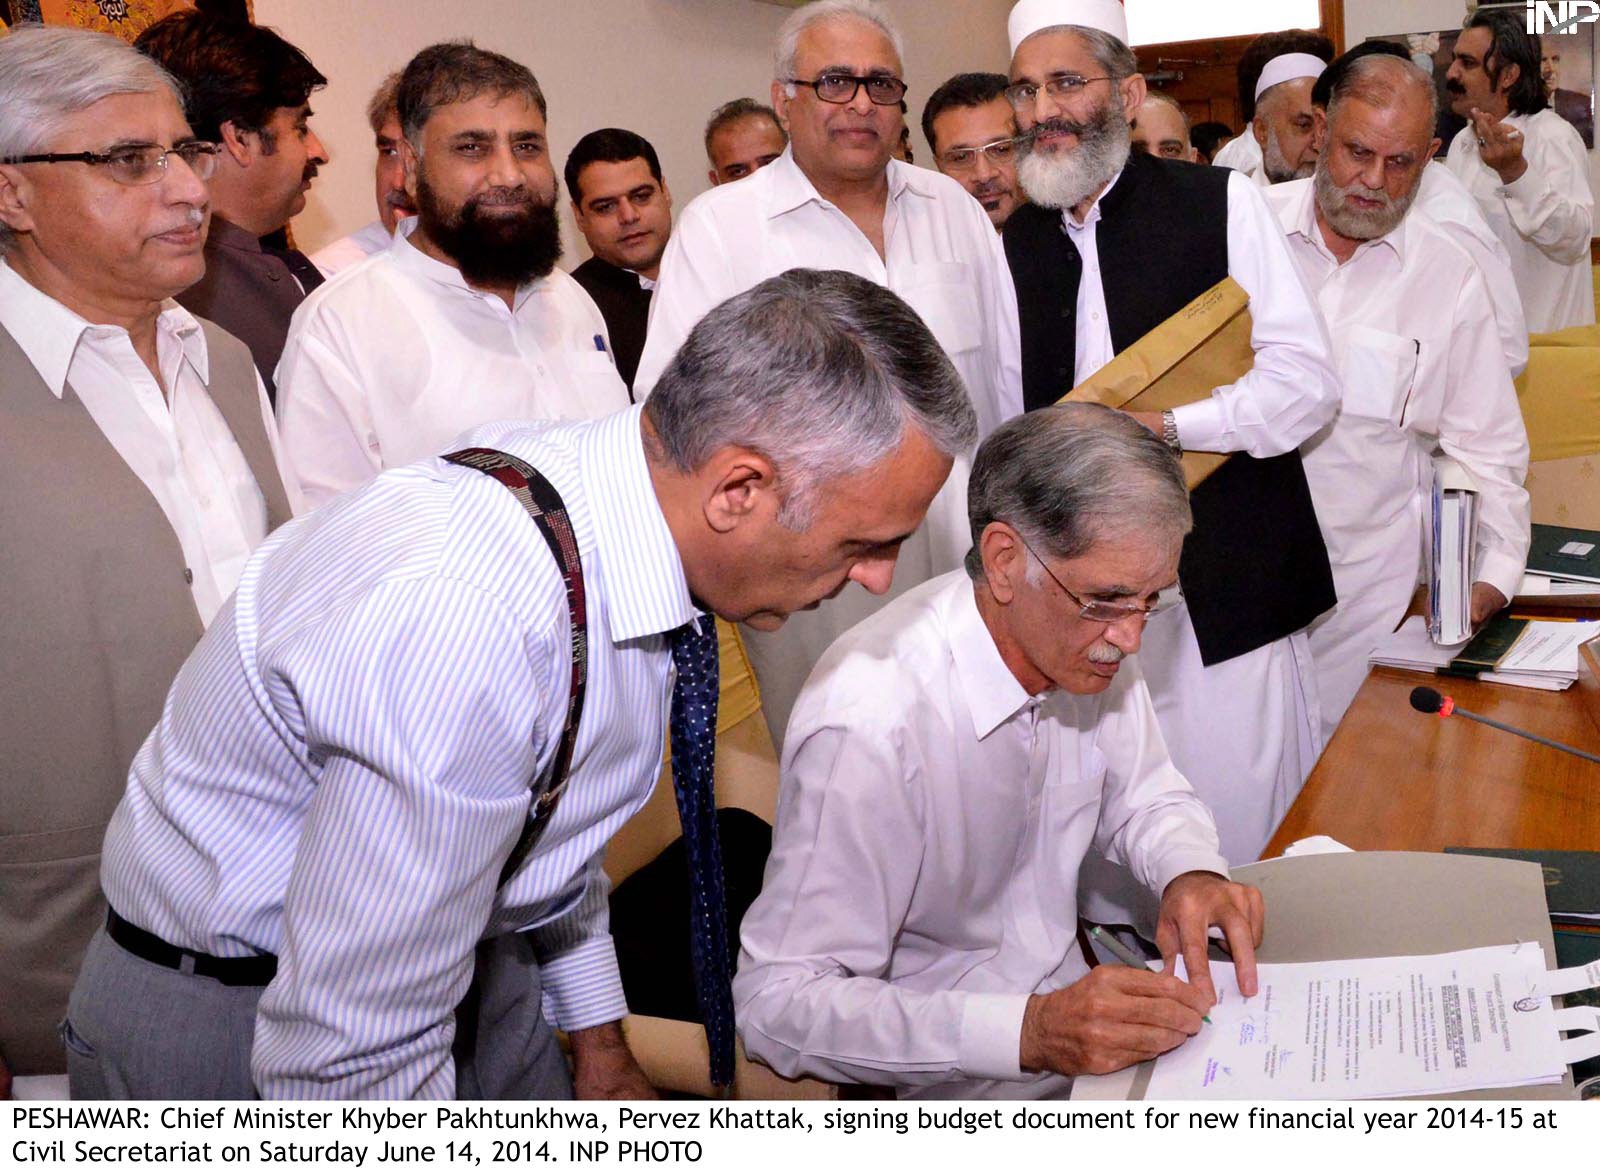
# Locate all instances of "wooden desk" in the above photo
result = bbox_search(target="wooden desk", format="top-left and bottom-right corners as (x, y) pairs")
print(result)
(1263, 650), (1600, 856)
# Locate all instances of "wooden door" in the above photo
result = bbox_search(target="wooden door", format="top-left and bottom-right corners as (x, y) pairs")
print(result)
(1133, 0), (1345, 136)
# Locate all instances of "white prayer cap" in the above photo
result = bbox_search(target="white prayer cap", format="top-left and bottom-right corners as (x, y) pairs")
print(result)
(1253, 52), (1326, 102)
(1007, 0), (1128, 56)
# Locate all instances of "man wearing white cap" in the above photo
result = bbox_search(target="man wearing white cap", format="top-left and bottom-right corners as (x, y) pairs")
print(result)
(1211, 30), (1333, 183)
(635, 0), (1021, 749)
(1001, 0), (1341, 928)
(1250, 53), (1324, 184)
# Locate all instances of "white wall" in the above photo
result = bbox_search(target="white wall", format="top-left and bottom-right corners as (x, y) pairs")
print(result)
(252, 0), (1017, 256)
(1345, 0), (1600, 208)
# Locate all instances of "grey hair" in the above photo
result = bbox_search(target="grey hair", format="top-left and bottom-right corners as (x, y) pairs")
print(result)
(0, 26), (183, 253)
(1023, 24), (1139, 81)
(366, 70), (403, 135)
(1327, 52), (1439, 130)
(964, 403), (1192, 581)
(646, 269), (977, 531)
(775, 0), (905, 93)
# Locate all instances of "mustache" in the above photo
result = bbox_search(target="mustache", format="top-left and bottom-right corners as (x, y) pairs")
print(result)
(301, 163), (319, 183)
(469, 186), (538, 209)
(1445, 79), (1466, 95)
(1023, 116), (1098, 141)
(383, 190), (416, 211)
(1087, 643), (1125, 666)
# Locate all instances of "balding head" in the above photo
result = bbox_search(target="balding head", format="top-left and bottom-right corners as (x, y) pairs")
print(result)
(1130, 93), (1193, 161)
(1326, 53), (1437, 147)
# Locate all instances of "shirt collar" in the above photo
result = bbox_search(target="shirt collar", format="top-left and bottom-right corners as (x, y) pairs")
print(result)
(763, 146), (938, 220)
(207, 216), (265, 255)
(390, 216), (549, 308)
(944, 577), (1034, 740)
(579, 405), (698, 641)
(1284, 175), (1407, 265)
(1060, 166), (1124, 233)
(0, 259), (208, 397)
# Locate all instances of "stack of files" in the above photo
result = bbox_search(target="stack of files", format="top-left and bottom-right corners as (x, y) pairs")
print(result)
(1428, 457), (1478, 644)
(1444, 848), (1600, 928)
(1522, 524), (1600, 601)
(1368, 614), (1600, 690)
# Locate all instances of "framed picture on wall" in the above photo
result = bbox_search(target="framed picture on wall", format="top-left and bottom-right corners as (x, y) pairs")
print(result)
(1368, 25), (1596, 152)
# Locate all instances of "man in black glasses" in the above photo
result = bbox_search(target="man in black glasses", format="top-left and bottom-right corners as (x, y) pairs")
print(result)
(923, 71), (1025, 231)
(636, 0), (1022, 750)
(0, 26), (294, 1097)
(737, 404), (1265, 1098)
(1002, 0), (1340, 930)
(135, 10), (330, 404)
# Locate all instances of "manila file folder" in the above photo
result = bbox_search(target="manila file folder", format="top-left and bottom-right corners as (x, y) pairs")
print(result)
(1059, 276), (1254, 489)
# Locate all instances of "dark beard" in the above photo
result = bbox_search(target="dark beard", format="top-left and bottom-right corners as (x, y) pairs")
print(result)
(416, 174), (562, 288)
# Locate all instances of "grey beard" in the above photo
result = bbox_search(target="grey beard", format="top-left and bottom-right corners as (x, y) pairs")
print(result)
(1017, 107), (1132, 212)
(1262, 125), (1315, 184)
(1313, 160), (1418, 241)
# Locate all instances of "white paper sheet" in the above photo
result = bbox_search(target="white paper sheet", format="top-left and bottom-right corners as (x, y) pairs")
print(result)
(1145, 943), (1570, 1099)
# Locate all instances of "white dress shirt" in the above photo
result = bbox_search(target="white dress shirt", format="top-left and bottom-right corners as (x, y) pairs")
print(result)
(275, 218), (630, 508)
(309, 218), (392, 279)
(1266, 179), (1531, 735)
(1066, 167), (1340, 454)
(633, 148), (1022, 746)
(0, 261), (282, 625)
(1064, 162), (1338, 924)
(1211, 131), (1264, 183)
(735, 572), (1227, 1099)
(1444, 108), (1595, 333)
(102, 406), (697, 1099)
(1416, 163), (1530, 377)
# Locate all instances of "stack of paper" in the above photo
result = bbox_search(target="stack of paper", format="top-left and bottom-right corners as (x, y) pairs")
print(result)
(1145, 943), (1584, 1100)
(1428, 458), (1478, 645)
(1368, 615), (1600, 690)
(1517, 525), (1600, 605)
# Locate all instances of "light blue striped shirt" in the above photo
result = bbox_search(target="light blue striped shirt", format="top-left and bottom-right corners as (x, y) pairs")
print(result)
(101, 405), (698, 1099)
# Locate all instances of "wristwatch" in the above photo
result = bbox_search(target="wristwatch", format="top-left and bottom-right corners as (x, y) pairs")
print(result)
(1160, 409), (1182, 455)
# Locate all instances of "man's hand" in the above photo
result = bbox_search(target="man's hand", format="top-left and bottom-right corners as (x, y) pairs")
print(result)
(1470, 581), (1508, 626)
(568, 1021), (657, 1100)
(1156, 871), (1264, 1006)
(1019, 966), (1210, 1076)
(1124, 410), (1164, 437)
(1470, 109), (1528, 185)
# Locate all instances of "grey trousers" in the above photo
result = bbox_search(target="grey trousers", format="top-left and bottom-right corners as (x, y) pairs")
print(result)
(65, 926), (573, 1099)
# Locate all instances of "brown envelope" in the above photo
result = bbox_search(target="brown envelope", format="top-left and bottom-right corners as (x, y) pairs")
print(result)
(1058, 276), (1255, 488)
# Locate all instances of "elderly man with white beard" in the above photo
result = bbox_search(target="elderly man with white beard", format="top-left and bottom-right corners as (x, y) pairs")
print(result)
(1264, 55), (1530, 740)
(999, 0), (1341, 933)
(1251, 54), (1323, 185)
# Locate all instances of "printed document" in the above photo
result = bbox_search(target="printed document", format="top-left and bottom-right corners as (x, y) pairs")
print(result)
(1146, 944), (1567, 1099)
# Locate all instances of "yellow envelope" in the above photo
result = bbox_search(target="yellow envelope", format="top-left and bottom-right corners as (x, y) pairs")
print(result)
(1059, 276), (1256, 488)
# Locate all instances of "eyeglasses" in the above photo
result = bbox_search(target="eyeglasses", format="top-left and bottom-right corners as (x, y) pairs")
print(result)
(938, 137), (1019, 172)
(0, 141), (220, 186)
(1015, 532), (1173, 624)
(788, 73), (909, 106)
(1003, 75), (1116, 111)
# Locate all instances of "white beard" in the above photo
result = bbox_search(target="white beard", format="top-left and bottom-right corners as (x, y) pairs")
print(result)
(1017, 98), (1133, 212)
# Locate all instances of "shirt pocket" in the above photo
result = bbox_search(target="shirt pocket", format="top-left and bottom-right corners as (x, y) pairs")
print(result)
(560, 351), (631, 416)
(1336, 325), (1421, 426)
(898, 261), (983, 357)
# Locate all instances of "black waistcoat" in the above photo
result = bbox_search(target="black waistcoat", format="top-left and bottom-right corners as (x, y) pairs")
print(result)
(571, 256), (650, 399)
(1003, 151), (1334, 666)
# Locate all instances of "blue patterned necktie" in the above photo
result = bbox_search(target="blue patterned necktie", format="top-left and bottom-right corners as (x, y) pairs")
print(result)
(668, 613), (735, 1088)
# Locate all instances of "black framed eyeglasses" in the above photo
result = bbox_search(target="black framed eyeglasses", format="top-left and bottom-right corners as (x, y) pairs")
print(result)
(788, 73), (909, 106)
(1014, 531), (1173, 623)
(939, 137), (1019, 172)
(1003, 75), (1116, 110)
(0, 141), (220, 187)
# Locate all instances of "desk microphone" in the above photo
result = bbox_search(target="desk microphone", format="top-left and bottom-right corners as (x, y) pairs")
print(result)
(1409, 686), (1600, 765)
